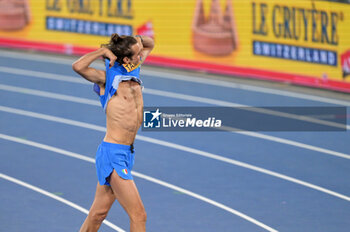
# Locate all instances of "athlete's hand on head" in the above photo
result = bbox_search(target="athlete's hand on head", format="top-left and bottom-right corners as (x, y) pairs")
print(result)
(134, 35), (142, 45)
(102, 47), (117, 68)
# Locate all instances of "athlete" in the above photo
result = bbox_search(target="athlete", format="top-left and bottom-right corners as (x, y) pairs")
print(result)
(72, 33), (154, 232)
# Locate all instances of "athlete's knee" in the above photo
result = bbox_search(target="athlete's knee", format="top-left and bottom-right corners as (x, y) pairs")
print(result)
(130, 208), (147, 223)
(90, 209), (109, 225)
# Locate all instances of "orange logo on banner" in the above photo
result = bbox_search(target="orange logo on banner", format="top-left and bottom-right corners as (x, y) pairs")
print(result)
(192, 0), (238, 56)
(0, 0), (31, 31)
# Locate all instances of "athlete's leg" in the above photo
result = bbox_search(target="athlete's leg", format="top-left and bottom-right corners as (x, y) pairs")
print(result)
(109, 170), (147, 232)
(80, 183), (115, 232)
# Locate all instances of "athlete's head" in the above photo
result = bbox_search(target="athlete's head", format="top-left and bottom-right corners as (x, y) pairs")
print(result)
(101, 33), (143, 65)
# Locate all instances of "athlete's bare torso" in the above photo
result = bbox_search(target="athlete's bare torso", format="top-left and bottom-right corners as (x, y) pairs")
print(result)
(72, 36), (153, 146)
(99, 80), (143, 145)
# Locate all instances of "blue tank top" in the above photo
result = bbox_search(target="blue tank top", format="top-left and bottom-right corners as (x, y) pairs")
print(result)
(94, 59), (143, 112)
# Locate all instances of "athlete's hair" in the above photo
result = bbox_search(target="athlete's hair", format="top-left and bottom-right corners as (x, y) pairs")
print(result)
(101, 33), (138, 64)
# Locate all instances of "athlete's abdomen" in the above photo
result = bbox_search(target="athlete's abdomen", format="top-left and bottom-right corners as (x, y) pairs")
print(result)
(104, 81), (143, 145)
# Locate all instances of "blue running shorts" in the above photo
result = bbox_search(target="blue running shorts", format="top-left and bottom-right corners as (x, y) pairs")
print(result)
(95, 141), (135, 186)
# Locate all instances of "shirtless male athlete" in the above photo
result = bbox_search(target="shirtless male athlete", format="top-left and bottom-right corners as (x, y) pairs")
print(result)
(72, 33), (154, 232)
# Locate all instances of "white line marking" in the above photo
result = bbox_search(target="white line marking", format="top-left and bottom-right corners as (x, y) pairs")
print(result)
(132, 173), (278, 232)
(0, 82), (349, 159)
(0, 67), (348, 130)
(234, 131), (350, 159)
(0, 105), (106, 131)
(0, 107), (349, 201)
(0, 84), (100, 106)
(0, 134), (278, 232)
(131, 136), (350, 202)
(0, 173), (125, 232)
(0, 50), (77, 65)
(0, 66), (86, 84)
(0, 50), (349, 106)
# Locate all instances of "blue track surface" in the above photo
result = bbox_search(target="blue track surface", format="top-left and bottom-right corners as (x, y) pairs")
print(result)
(0, 50), (349, 232)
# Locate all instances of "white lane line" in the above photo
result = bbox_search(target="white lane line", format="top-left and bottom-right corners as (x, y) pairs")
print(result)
(0, 67), (348, 130)
(0, 66), (86, 84)
(0, 82), (349, 159)
(234, 131), (350, 160)
(131, 172), (277, 232)
(0, 173), (125, 232)
(0, 134), (278, 232)
(0, 107), (349, 202)
(0, 84), (100, 106)
(0, 50), (349, 106)
(130, 136), (350, 202)
(0, 50), (78, 65)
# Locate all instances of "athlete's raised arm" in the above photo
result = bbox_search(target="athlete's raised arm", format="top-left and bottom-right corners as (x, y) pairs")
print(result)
(72, 47), (116, 85)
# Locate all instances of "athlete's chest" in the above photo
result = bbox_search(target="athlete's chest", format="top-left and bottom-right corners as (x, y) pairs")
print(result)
(117, 81), (142, 99)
